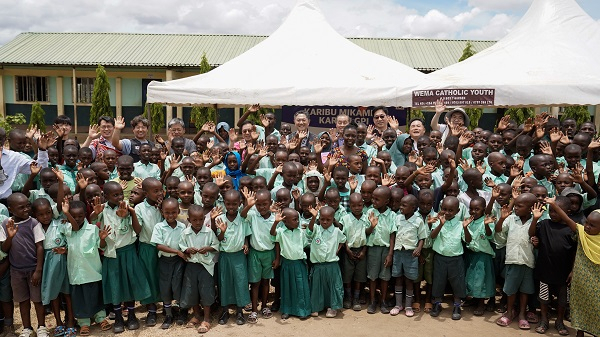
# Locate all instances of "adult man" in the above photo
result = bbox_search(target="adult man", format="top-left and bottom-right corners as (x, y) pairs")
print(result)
(289, 111), (316, 148)
(166, 118), (197, 155)
(82, 116), (121, 160)
(430, 98), (470, 144)
(111, 115), (154, 162)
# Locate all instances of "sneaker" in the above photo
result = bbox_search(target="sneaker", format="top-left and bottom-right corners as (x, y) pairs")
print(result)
(52, 326), (65, 337)
(19, 328), (34, 337)
(325, 308), (337, 318)
(113, 316), (125, 334)
(36, 327), (49, 337)
(161, 316), (173, 330)
(367, 302), (377, 314)
(452, 305), (462, 320)
(430, 303), (442, 317)
(126, 315), (140, 330)
(343, 297), (351, 309)
(176, 310), (187, 325)
(352, 298), (362, 311)
(145, 312), (157, 327)
(108, 312), (116, 320)
(380, 301), (390, 315)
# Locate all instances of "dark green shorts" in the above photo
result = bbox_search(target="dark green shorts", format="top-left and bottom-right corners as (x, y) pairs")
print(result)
(342, 248), (367, 284)
(367, 246), (391, 281)
(248, 248), (275, 283)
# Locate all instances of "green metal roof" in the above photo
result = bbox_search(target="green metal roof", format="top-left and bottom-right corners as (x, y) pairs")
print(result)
(0, 32), (495, 72)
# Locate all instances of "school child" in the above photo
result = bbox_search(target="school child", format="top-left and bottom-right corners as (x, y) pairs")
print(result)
(323, 188), (348, 228)
(415, 189), (436, 313)
(1, 193), (48, 337)
(103, 149), (119, 181)
(528, 154), (556, 197)
(429, 196), (471, 320)
(389, 188), (403, 213)
(458, 168), (491, 209)
(390, 194), (426, 317)
(366, 186), (397, 315)
(545, 196), (600, 337)
(194, 167), (213, 205)
(200, 183), (220, 216)
(151, 198), (187, 329)
(306, 206), (346, 318)
(364, 165), (383, 186)
(32, 198), (75, 336)
(464, 197), (496, 316)
(56, 145), (79, 194)
(134, 178), (164, 327)
(532, 196), (576, 335)
(164, 138), (186, 179)
(495, 193), (543, 330)
(346, 154), (364, 185)
(340, 193), (369, 311)
(62, 200), (111, 336)
(165, 176), (180, 200)
(240, 188), (276, 322)
(128, 185), (145, 206)
(23, 166), (57, 204)
(179, 157), (197, 181)
(359, 180), (377, 211)
(179, 205), (219, 333)
(89, 162), (110, 188)
(482, 152), (510, 192)
(270, 208), (311, 319)
(133, 143), (161, 180)
(111, 155), (138, 202)
(247, 150), (288, 187)
(211, 190), (251, 325)
(178, 181), (195, 226)
(78, 147), (94, 169)
(91, 181), (151, 333)
(512, 135), (534, 173)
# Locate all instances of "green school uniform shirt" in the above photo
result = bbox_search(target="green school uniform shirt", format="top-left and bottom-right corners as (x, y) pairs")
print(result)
(244, 207), (276, 252)
(340, 213), (369, 248)
(418, 209), (437, 249)
(500, 214), (535, 268)
(306, 225), (346, 263)
(29, 189), (60, 218)
(133, 162), (161, 180)
(534, 177), (556, 198)
(110, 178), (137, 203)
(164, 155), (184, 179)
(135, 200), (163, 244)
(274, 226), (308, 260)
(109, 167), (119, 181)
(334, 205), (347, 223)
(366, 208), (397, 247)
(216, 213), (251, 253)
(481, 172), (508, 193)
(99, 203), (137, 258)
(179, 225), (220, 275)
(150, 220), (186, 257)
(43, 217), (67, 250)
(64, 220), (102, 285)
(491, 201), (508, 249)
(466, 217), (495, 256)
(431, 216), (465, 257)
(394, 213), (427, 251)
(0, 226), (8, 260)
(57, 164), (78, 194)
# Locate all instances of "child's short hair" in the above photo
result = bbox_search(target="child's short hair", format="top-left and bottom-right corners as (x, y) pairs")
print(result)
(333, 165), (349, 176)
(54, 115), (72, 126)
(69, 200), (86, 212)
(421, 146), (438, 158)
(418, 188), (434, 199)
(31, 198), (51, 213)
(325, 187), (340, 198)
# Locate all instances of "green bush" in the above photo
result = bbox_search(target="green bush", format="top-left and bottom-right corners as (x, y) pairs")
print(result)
(29, 103), (46, 132)
(0, 113), (27, 132)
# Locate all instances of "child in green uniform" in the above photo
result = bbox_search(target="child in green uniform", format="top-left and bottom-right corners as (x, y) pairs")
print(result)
(306, 206), (346, 318)
(340, 193), (369, 311)
(366, 186), (397, 314)
(270, 208), (310, 320)
(212, 190), (251, 326)
(110, 155), (138, 202)
(241, 189), (276, 323)
(151, 198), (187, 329)
(134, 177), (164, 327)
(63, 200), (111, 336)
(92, 182), (151, 333)
(415, 189), (436, 313)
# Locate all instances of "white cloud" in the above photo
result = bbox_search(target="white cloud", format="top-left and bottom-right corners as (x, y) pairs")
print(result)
(467, 0), (533, 11)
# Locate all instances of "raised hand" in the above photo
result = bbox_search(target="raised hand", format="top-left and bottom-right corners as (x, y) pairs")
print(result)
(29, 162), (41, 176)
(372, 136), (385, 149)
(259, 114), (270, 128)
(589, 137), (600, 149)
(297, 130), (308, 140)
(116, 201), (129, 218)
(246, 143), (256, 156)
(382, 174), (396, 187)
(250, 127), (260, 141)
(427, 215), (438, 225)
(435, 98), (446, 114)
(118, 180), (128, 192)
(459, 132), (473, 147)
(549, 128), (562, 143)
(228, 128), (238, 143)
(484, 215), (497, 225)
(215, 217), (227, 233)
(510, 164), (522, 178)
(114, 116), (126, 130)
(539, 141), (553, 155)
(37, 132), (56, 150)
(88, 124), (101, 140)
(559, 132), (571, 145)
(291, 188), (301, 201)
(313, 140), (323, 153)
(329, 154), (340, 168)
(274, 163), (283, 175)
(210, 206), (223, 220)
(214, 171), (225, 187)
(523, 118), (534, 133)
(274, 210), (286, 223)
(387, 116), (399, 130)
(500, 204), (512, 219)
(544, 196), (556, 205)
(5, 218), (17, 238)
(408, 151), (419, 163)
(348, 176), (358, 191)
(458, 158), (471, 171)
(99, 226), (112, 240)
(368, 211), (378, 227)
(492, 185), (501, 199)
(307, 160), (318, 172)
(287, 136), (300, 151)
(248, 104), (260, 112)
(532, 202), (544, 219)
(154, 134), (165, 145)
(436, 141), (444, 154)
(76, 172), (90, 190)
(307, 206), (319, 218)
(497, 116), (510, 131)
(475, 161), (487, 174)
(62, 197), (70, 214)
(53, 124), (66, 139)
(570, 163), (585, 183)
(26, 125), (38, 140)
(92, 196), (105, 215)
(462, 216), (474, 228)
(512, 185), (521, 199)
(366, 125), (375, 140)
(484, 177), (496, 188)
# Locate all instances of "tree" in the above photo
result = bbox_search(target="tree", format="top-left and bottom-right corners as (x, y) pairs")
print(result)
(145, 103), (165, 135)
(458, 41), (483, 130)
(89, 64), (113, 124)
(408, 109), (425, 122)
(504, 107), (535, 125)
(561, 106), (590, 127)
(0, 113), (26, 132)
(190, 53), (217, 129)
(29, 102), (46, 132)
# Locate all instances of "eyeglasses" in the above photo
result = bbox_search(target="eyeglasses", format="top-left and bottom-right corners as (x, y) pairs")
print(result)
(374, 115), (387, 120)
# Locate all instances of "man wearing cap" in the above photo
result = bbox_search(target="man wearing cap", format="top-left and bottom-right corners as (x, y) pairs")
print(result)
(430, 98), (470, 144)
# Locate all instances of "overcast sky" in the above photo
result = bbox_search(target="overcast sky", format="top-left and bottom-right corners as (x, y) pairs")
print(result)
(0, 0), (598, 45)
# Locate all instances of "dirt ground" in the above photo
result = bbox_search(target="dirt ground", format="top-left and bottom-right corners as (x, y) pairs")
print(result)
(14, 300), (587, 337)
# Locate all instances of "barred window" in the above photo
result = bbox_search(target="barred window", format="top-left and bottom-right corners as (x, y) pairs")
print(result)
(76, 77), (95, 103)
(15, 76), (49, 102)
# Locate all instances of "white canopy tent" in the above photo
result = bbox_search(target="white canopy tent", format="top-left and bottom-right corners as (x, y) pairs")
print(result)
(146, 0), (424, 108)
(412, 0), (600, 107)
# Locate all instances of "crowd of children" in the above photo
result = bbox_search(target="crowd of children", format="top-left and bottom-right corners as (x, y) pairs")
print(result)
(0, 99), (599, 337)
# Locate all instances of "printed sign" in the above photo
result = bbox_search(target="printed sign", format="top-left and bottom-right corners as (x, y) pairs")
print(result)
(412, 89), (495, 107)
(281, 106), (408, 128)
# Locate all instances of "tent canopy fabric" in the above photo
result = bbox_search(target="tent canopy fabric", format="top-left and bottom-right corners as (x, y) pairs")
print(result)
(413, 0), (600, 107)
(146, 0), (425, 108)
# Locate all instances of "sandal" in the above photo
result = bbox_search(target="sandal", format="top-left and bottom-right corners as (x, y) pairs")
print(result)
(79, 326), (90, 336)
(519, 319), (531, 330)
(261, 307), (273, 319)
(390, 306), (403, 316)
(186, 316), (201, 328)
(412, 302), (421, 313)
(53, 326), (66, 337)
(64, 327), (77, 337)
(535, 320), (549, 334)
(405, 307), (414, 317)
(100, 318), (112, 331)
(424, 303), (433, 313)
(247, 311), (258, 324)
(555, 322), (569, 336)
(527, 311), (539, 324)
(496, 314), (513, 327)
(198, 321), (210, 334)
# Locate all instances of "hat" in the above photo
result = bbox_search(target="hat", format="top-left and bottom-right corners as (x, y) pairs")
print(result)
(446, 108), (470, 127)
(561, 187), (584, 211)
(216, 122), (230, 132)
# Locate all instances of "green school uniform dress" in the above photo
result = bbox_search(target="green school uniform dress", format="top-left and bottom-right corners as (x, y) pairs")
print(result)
(465, 217), (496, 298)
(151, 220), (186, 303)
(216, 213), (252, 307)
(41, 217), (70, 305)
(134, 200), (163, 304)
(245, 208), (276, 283)
(99, 203), (151, 305)
(307, 225), (346, 312)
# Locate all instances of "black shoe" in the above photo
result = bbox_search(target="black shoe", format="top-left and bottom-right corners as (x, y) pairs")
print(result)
(271, 300), (280, 312)
(343, 296), (351, 309)
(218, 311), (230, 325)
(126, 315), (140, 330)
(113, 316), (125, 334)
(430, 303), (442, 317)
(281, 313), (290, 320)
(380, 301), (390, 314)
(176, 310), (187, 325)
(367, 302), (377, 314)
(145, 312), (157, 327)
(452, 305), (462, 320)
(236, 313), (246, 325)
(160, 315), (173, 329)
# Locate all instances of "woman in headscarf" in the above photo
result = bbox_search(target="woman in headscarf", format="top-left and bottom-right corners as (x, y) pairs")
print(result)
(313, 131), (332, 164)
(388, 133), (414, 167)
(216, 122), (231, 145)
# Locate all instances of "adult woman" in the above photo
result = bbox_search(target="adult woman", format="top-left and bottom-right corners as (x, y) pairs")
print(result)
(82, 116), (121, 160)
(430, 98), (470, 144)
(325, 125), (368, 174)
(408, 118), (426, 152)
(111, 115), (154, 162)
(232, 121), (260, 161)
(372, 107), (390, 138)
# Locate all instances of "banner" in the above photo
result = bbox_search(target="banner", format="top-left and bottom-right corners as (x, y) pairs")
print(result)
(412, 89), (495, 107)
(281, 106), (408, 128)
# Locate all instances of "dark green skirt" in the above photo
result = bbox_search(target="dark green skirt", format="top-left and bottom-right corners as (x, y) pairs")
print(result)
(310, 262), (343, 312)
(138, 242), (161, 304)
(102, 244), (151, 305)
(72, 281), (104, 319)
(41, 249), (70, 305)
(218, 251), (250, 307)
(280, 258), (311, 317)
(466, 251), (496, 298)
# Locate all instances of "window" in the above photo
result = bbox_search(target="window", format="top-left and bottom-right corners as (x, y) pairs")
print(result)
(15, 76), (49, 102)
(76, 78), (95, 103)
